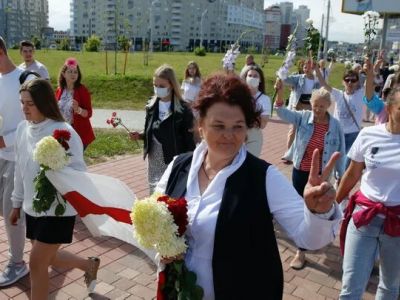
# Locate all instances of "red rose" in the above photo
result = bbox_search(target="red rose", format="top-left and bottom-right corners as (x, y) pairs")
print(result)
(112, 112), (117, 117)
(106, 119), (111, 124)
(53, 129), (71, 141)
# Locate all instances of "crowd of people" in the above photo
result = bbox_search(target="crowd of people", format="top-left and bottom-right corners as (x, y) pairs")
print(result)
(1, 33), (400, 299)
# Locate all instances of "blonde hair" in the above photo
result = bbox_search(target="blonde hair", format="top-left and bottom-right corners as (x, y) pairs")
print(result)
(310, 87), (332, 105)
(150, 64), (183, 108)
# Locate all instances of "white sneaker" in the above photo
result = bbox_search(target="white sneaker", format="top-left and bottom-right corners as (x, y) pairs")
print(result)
(0, 261), (29, 287)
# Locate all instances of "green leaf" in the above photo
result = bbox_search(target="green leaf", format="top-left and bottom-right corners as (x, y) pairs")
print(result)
(55, 203), (66, 216)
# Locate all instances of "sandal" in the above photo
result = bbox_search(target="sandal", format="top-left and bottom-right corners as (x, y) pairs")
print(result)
(84, 256), (100, 293)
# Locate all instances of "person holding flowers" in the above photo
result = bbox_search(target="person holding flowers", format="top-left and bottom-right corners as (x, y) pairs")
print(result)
(154, 73), (342, 300)
(55, 57), (95, 150)
(129, 64), (195, 194)
(9, 79), (100, 299)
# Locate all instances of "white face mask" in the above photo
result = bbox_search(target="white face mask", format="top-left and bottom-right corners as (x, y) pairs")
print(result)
(246, 76), (260, 88)
(154, 86), (170, 98)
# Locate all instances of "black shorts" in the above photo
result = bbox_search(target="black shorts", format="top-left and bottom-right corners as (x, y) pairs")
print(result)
(26, 214), (76, 244)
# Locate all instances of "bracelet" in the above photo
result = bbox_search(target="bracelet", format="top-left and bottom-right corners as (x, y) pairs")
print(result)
(77, 107), (83, 115)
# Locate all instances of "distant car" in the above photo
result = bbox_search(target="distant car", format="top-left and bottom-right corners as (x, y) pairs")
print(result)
(49, 44), (57, 50)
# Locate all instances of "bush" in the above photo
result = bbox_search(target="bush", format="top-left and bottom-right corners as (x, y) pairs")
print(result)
(194, 47), (206, 56)
(85, 35), (101, 52)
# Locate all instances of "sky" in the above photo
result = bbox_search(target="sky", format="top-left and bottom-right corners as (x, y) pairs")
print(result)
(48, 0), (367, 44)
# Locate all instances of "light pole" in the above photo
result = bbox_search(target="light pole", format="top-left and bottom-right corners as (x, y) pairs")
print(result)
(200, 9), (208, 48)
(149, 0), (159, 52)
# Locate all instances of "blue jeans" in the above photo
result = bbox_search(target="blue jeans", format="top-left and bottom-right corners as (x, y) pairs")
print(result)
(344, 131), (359, 170)
(340, 211), (400, 300)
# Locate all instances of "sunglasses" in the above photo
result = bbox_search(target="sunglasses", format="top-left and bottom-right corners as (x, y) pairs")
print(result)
(344, 78), (358, 83)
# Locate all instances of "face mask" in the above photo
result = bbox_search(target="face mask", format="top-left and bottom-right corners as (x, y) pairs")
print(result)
(246, 77), (260, 88)
(154, 86), (170, 98)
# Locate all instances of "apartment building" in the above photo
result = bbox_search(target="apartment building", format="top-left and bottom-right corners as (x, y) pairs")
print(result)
(0, 0), (48, 47)
(70, 0), (265, 52)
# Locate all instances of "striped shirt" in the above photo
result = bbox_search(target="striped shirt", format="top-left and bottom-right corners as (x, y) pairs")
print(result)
(300, 122), (329, 172)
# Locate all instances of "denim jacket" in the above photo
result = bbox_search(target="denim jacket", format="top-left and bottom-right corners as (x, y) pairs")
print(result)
(276, 106), (346, 178)
(284, 74), (320, 109)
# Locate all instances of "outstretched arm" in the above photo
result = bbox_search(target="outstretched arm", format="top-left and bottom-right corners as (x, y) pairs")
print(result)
(314, 63), (332, 92)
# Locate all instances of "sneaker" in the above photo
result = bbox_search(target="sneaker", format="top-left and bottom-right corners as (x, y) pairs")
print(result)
(290, 250), (306, 270)
(84, 257), (100, 293)
(0, 261), (29, 287)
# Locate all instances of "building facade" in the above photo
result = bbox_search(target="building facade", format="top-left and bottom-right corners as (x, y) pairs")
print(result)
(264, 5), (281, 50)
(293, 5), (310, 48)
(70, 0), (265, 52)
(0, 0), (48, 47)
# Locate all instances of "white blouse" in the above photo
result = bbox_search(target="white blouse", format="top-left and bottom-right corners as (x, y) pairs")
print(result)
(156, 141), (341, 300)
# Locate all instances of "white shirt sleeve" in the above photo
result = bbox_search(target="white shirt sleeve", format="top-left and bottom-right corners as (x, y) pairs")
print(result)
(258, 94), (271, 116)
(266, 166), (342, 250)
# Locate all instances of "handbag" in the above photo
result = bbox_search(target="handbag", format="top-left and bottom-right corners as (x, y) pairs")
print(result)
(342, 92), (361, 131)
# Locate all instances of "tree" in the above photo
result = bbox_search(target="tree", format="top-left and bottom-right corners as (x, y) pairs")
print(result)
(85, 35), (101, 52)
(31, 36), (41, 49)
(59, 38), (70, 51)
(117, 35), (130, 51)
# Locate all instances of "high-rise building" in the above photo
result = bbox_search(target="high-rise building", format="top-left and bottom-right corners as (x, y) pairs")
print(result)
(0, 0), (48, 47)
(279, 2), (293, 25)
(264, 5), (281, 50)
(293, 5), (310, 47)
(70, 0), (265, 52)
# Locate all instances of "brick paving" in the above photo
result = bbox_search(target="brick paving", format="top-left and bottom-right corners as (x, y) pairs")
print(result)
(0, 117), (379, 300)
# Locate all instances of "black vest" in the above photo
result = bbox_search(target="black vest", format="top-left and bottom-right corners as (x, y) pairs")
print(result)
(166, 153), (284, 300)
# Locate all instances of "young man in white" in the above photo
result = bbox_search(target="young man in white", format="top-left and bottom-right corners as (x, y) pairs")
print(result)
(0, 36), (29, 286)
(18, 40), (50, 80)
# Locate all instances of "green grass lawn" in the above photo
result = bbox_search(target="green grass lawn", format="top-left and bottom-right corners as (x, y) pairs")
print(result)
(8, 49), (346, 110)
(84, 128), (142, 165)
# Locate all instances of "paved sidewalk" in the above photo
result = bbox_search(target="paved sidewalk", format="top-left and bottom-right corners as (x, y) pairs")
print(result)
(0, 118), (378, 300)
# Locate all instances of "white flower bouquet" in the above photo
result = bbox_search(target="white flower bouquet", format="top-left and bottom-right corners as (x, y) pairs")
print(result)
(32, 129), (71, 216)
(362, 11), (380, 57)
(131, 194), (203, 299)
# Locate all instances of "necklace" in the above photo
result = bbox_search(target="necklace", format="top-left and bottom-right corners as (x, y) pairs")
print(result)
(201, 162), (213, 181)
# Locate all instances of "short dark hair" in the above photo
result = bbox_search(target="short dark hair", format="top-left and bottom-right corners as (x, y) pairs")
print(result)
(0, 36), (7, 55)
(240, 65), (266, 94)
(192, 73), (261, 128)
(19, 40), (34, 51)
(20, 79), (64, 122)
(343, 70), (359, 81)
(58, 64), (82, 89)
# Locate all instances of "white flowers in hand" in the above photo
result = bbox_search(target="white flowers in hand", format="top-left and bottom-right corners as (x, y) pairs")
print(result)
(362, 11), (380, 19)
(306, 18), (313, 25)
(33, 136), (70, 170)
(0, 115), (3, 131)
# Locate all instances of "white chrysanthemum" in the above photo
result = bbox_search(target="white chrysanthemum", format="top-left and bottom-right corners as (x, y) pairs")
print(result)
(33, 136), (69, 170)
(305, 18), (313, 25)
(0, 115), (3, 131)
(131, 197), (187, 257)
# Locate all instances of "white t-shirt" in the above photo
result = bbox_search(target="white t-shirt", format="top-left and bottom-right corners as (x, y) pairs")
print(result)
(348, 124), (400, 206)
(0, 67), (26, 161)
(158, 100), (171, 121)
(181, 78), (201, 102)
(331, 87), (364, 134)
(302, 78), (316, 94)
(19, 60), (50, 80)
(254, 91), (271, 116)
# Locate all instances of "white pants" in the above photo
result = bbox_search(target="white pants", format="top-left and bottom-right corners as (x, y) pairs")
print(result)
(0, 159), (25, 263)
(246, 128), (263, 157)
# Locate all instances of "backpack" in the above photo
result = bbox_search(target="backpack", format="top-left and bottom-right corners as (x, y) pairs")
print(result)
(19, 70), (40, 85)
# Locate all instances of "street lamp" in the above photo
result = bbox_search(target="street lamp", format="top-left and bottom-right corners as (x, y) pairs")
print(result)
(149, 0), (159, 52)
(200, 9), (208, 48)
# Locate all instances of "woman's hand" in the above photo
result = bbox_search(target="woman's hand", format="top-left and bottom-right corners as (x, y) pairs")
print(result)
(303, 149), (341, 214)
(160, 253), (184, 264)
(274, 78), (285, 106)
(9, 208), (21, 226)
(129, 131), (140, 141)
(72, 99), (79, 112)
